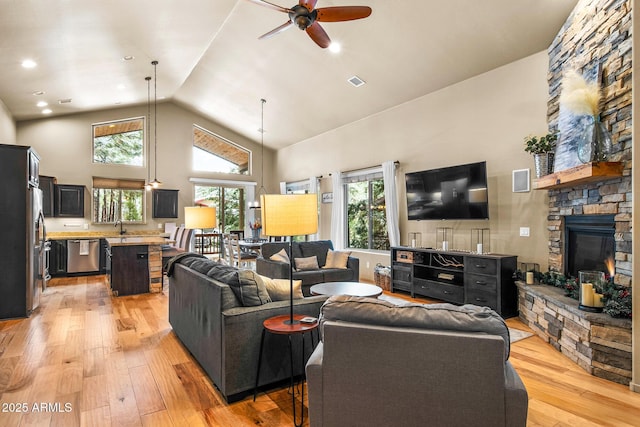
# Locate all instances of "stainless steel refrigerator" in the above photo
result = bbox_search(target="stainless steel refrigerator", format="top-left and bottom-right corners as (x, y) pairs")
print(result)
(0, 143), (47, 318)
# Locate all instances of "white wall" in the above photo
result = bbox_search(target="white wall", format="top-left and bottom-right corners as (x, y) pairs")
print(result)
(0, 98), (16, 145)
(275, 51), (551, 281)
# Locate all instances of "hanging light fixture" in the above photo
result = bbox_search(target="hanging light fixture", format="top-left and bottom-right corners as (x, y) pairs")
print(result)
(144, 76), (152, 192)
(249, 98), (267, 209)
(150, 60), (162, 188)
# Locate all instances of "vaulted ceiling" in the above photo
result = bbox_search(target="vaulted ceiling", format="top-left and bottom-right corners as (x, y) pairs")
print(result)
(1, 0), (579, 149)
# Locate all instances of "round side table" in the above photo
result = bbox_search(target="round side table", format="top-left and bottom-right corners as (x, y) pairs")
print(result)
(254, 314), (319, 427)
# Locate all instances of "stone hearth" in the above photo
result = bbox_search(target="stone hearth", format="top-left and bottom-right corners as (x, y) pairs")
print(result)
(517, 282), (631, 385)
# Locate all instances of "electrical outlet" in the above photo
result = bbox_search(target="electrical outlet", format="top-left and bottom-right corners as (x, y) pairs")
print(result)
(519, 227), (530, 237)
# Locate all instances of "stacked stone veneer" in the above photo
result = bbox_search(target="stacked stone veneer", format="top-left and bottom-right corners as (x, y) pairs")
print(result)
(518, 0), (634, 387)
(149, 244), (163, 293)
(546, 0), (633, 286)
(517, 282), (632, 385)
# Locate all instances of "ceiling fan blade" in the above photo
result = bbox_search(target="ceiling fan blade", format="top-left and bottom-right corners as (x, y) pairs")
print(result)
(316, 6), (372, 22)
(306, 22), (331, 48)
(259, 21), (295, 40)
(245, 0), (291, 14)
(299, 0), (318, 11)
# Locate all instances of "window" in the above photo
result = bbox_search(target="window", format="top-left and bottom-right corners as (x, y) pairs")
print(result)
(345, 169), (389, 251)
(92, 177), (145, 223)
(285, 180), (310, 194)
(194, 185), (244, 232)
(193, 125), (250, 175)
(92, 117), (145, 166)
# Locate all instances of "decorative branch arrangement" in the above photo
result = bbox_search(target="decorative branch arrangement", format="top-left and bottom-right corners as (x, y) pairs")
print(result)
(433, 253), (464, 269)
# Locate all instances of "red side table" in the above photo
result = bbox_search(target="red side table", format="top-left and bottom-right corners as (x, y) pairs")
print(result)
(254, 314), (319, 427)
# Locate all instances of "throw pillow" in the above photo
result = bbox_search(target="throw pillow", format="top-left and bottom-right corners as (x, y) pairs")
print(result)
(323, 249), (351, 269)
(203, 263), (272, 307)
(269, 248), (290, 264)
(259, 274), (304, 301)
(295, 256), (319, 271)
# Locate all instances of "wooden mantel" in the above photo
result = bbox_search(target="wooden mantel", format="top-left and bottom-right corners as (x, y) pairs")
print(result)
(533, 162), (624, 190)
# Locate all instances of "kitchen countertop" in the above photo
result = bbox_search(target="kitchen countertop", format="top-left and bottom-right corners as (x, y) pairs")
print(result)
(105, 236), (168, 247)
(48, 230), (168, 240)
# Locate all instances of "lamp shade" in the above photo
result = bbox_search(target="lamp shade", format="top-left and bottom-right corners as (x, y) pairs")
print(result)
(260, 194), (318, 237)
(184, 206), (216, 229)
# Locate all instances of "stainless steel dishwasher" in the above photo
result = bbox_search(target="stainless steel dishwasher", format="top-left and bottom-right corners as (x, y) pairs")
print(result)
(67, 239), (100, 273)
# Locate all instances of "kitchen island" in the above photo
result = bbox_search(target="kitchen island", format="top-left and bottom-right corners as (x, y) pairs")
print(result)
(106, 236), (166, 295)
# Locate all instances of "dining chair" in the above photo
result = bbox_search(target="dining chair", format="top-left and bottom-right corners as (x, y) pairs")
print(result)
(227, 233), (257, 269)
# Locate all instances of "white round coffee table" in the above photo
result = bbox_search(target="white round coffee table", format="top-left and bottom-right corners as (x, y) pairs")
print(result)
(309, 281), (383, 298)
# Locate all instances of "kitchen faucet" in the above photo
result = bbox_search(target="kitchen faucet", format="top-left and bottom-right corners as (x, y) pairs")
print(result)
(114, 220), (126, 235)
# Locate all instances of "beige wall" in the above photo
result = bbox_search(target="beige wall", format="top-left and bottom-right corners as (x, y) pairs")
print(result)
(0, 98), (16, 145)
(16, 102), (275, 233)
(275, 51), (551, 281)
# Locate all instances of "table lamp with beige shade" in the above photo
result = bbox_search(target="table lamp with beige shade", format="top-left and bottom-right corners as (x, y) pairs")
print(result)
(260, 193), (318, 325)
(184, 206), (216, 255)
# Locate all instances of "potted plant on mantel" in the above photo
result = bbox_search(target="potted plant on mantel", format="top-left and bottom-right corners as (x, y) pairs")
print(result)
(524, 132), (558, 178)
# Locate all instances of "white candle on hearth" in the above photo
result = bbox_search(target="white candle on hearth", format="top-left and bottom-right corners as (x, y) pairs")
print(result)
(477, 243), (483, 254)
(411, 239), (416, 248)
(581, 283), (594, 306)
(442, 241), (449, 250)
(526, 272), (534, 285)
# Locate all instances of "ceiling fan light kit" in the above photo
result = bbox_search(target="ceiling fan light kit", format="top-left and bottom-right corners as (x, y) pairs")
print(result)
(248, 0), (372, 48)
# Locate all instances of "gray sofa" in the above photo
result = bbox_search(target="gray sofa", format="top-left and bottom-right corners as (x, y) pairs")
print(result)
(256, 240), (359, 296)
(306, 296), (528, 427)
(167, 254), (328, 402)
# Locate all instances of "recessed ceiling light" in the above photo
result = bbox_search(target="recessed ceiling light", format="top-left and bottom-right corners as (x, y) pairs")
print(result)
(58, 98), (72, 104)
(329, 42), (341, 53)
(347, 75), (366, 87)
(36, 101), (48, 107)
(21, 59), (37, 69)
(42, 108), (52, 114)
(32, 90), (45, 96)
(122, 55), (135, 61)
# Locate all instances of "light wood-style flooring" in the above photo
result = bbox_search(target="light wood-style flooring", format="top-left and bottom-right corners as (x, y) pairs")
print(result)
(0, 275), (639, 426)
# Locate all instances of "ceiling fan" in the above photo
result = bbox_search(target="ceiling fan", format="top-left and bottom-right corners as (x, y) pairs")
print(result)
(247, 0), (372, 48)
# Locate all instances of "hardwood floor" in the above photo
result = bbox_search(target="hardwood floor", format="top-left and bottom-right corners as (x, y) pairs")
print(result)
(0, 276), (639, 426)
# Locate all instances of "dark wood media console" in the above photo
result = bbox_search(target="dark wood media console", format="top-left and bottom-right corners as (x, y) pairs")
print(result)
(391, 247), (518, 318)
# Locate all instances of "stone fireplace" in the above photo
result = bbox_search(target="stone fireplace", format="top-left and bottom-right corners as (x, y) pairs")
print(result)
(516, 0), (633, 386)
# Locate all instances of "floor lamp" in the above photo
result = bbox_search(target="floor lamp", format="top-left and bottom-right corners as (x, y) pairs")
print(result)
(184, 206), (216, 255)
(261, 193), (318, 325)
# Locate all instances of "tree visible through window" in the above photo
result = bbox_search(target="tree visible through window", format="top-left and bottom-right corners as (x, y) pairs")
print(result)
(194, 185), (244, 232)
(92, 178), (145, 223)
(346, 178), (389, 250)
(92, 118), (144, 166)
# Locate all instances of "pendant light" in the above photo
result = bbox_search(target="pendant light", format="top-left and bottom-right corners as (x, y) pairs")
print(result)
(144, 76), (152, 192)
(150, 60), (162, 188)
(249, 98), (267, 209)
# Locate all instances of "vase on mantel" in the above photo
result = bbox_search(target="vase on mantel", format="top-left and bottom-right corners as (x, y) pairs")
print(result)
(577, 115), (612, 164)
(533, 153), (554, 178)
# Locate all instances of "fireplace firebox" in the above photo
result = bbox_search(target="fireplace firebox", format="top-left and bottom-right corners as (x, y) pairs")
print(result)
(563, 215), (615, 278)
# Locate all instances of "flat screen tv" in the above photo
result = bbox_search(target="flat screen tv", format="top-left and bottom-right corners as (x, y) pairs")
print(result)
(405, 161), (489, 220)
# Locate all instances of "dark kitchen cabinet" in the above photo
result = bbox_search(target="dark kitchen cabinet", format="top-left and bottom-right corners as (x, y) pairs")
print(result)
(99, 238), (109, 274)
(39, 176), (56, 217)
(109, 245), (149, 296)
(55, 184), (85, 217)
(152, 189), (179, 218)
(49, 239), (67, 277)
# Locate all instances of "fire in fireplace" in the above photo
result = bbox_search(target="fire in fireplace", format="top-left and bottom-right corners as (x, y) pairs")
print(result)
(564, 214), (615, 278)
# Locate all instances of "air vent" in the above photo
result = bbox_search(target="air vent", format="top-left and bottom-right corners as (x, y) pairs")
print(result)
(58, 98), (72, 104)
(347, 75), (365, 87)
